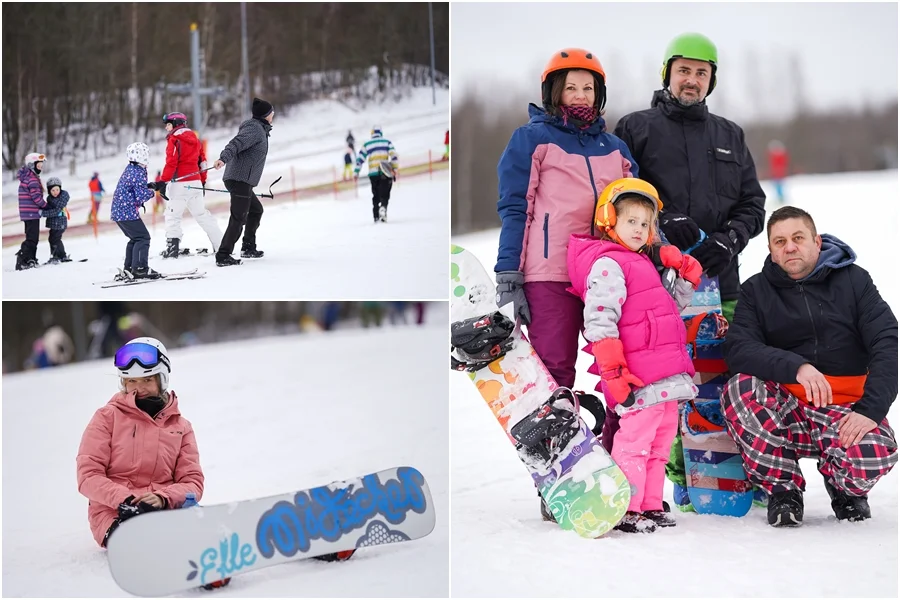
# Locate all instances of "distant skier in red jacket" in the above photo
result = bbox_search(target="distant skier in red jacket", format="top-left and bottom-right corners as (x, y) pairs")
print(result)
(767, 140), (789, 205)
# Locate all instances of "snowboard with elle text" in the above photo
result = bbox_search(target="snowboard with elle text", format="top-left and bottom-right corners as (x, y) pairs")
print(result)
(106, 466), (435, 596)
(450, 245), (630, 538)
(678, 231), (752, 517)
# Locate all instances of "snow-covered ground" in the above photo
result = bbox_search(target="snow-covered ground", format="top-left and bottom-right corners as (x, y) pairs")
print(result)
(450, 170), (899, 597)
(3, 88), (449, 300)
(1, 313), (449, 597)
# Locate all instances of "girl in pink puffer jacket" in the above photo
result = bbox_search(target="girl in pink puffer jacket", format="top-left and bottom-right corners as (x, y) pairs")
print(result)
(566, 178), (701, 534)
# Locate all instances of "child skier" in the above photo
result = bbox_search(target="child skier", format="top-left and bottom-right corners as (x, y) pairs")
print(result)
(16, 152), (48, 270)
(42, 177), (71, 263)
(153, 112), (222, 258)
(566, 178), (702, 533)
(111, 143), (160, 280)
(75, 337), (233, 590)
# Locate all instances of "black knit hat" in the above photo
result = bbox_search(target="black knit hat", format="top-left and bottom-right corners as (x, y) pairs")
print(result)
(252, 97), (274, 119)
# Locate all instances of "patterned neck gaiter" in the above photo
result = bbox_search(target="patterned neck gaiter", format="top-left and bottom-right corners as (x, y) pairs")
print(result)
(559, 104), (599, 129)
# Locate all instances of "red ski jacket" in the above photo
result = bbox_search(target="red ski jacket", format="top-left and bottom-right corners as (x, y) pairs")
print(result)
(162, 126), (207, 184)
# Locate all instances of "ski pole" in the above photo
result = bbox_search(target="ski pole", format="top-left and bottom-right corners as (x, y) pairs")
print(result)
(184, 176), (283, 199)
(168, 166), (215, 184)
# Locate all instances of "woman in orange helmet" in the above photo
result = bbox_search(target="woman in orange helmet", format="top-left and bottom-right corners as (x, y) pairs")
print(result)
(494, 49), (638, 501)
(565, 178), (703, 532)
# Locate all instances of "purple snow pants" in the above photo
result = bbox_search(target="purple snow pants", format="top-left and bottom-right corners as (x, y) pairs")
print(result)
(523, 281), (584, 389)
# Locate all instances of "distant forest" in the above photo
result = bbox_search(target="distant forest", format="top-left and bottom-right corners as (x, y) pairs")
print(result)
(2, 2), (448, 171)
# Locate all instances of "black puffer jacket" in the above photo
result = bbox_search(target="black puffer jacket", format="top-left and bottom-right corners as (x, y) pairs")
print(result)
(614, 90), (766, 300)
(723, 235), (898, 423)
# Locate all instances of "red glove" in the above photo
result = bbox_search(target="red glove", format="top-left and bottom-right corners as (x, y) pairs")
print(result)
(679, 254), (702, 288)
(657, 245), (684, 270)
(591, 338), (645, 405)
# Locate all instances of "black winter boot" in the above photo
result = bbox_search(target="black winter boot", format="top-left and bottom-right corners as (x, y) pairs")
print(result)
(216, 254), (243, 267)
(823, 477), (871, 522)
(240, 247), (264, 258)
(767, 489), (804, 527)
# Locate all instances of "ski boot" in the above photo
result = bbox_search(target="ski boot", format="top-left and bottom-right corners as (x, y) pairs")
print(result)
(240, 247), (264, 259)
(15, 249), (38, 271)
(823, 476), (871, 522)
(378, 205), (387, 223)
(767, 489), (803, 527)
(161, 238), (180, 258)
(450, 311), (515, 372)
(114, 267), (134, 282)
(131, 266), (162, 280)
(614, 511), (658, 534)
(216, 254), (243, 267)
(510, 388), (580, 466)
(312, 549), (356, 562)
(201, 578), (231, 590)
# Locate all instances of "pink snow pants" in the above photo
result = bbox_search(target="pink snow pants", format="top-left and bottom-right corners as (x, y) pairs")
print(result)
(612, 402), (679, 512)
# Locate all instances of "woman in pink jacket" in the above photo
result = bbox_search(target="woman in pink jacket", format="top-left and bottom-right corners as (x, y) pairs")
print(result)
(76, 337), (232, 588)
(567, 178), (702, 534)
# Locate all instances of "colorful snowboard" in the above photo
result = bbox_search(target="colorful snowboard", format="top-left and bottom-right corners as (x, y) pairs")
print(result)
(106, 466), (435, 596)
(450, 245), (630, 538)
(680, 264), (753, 517)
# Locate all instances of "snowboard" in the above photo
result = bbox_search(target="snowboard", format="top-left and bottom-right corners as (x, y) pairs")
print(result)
(106, 466), (436, 597)
(678, 241), (753, 517)
(450, 245), (630, 538)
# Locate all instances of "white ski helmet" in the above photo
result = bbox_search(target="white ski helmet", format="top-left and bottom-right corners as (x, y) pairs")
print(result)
(126, 142), (150, 166)
(43, 326), (74, 365)
(114, 337), (170, 391)
(25, 152), (46, 171)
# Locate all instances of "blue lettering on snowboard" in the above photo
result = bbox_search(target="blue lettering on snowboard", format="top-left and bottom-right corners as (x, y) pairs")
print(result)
(187, 532), (257, 585)
(255, 467), (427, 558)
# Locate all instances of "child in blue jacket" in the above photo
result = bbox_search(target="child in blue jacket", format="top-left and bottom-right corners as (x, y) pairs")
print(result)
(111, 143), (159, 280)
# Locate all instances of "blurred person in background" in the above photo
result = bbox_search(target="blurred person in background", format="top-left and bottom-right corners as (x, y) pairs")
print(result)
(767, 140), (790, 205)
(87, 172), (105, 224)
(361, 301), (384, 328)
(613, 32), (766, 511)
(24, 326), (75, 370)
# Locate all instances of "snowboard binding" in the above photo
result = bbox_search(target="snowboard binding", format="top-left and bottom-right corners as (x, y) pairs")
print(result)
(510, 389), (580, 465)
(450, 311), (515, 372)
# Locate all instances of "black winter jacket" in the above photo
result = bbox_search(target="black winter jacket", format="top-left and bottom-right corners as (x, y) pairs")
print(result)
(723, 235), (897, 423)
(219, 116), (271, 187)
(614, 90), (766, 301)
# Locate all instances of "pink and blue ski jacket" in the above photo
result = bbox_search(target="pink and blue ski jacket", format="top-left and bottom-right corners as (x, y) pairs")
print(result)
(567, 235), (695, 411)
(495, 103), (638, 282)
(18, 166), (47, 221)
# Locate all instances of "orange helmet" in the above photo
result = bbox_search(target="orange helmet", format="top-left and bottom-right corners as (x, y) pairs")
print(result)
(594, 178), (664, 247)
(541, 48), (607, 110)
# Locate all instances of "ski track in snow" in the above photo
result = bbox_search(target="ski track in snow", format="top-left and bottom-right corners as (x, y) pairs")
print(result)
(2, 320), (450, 597)
(451, 170), (899, 598)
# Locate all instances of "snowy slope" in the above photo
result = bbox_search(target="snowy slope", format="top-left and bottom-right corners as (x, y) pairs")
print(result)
(1, 316), (449, 597)
(2, 170), (448, 299)
(450, 170), (899, 597)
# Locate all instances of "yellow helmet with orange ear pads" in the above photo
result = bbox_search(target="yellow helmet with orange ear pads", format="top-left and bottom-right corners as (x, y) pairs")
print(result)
(594, 178), (664, 238)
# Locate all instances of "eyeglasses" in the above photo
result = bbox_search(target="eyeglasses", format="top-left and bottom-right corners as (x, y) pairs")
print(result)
(114, 343), (169, 371)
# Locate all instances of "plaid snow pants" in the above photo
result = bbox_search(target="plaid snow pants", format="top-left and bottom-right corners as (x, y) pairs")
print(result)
(721, 374), (897, 496)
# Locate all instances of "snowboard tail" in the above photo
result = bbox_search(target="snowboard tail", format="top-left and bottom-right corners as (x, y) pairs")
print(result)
(106, 466), (435, 596)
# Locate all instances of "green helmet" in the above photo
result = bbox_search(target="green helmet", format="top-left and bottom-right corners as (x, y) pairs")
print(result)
(662, 32), (718, 95)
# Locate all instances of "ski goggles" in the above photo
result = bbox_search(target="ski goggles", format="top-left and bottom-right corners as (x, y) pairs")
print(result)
(114, 343), (170, 371)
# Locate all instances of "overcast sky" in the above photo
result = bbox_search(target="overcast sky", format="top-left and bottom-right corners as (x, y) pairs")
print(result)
(451, 2), (898, 121)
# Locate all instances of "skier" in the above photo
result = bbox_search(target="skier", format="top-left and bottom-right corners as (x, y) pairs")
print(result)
(343, 145), (354, 180)
(443, 129), (449, 161)
(150, 112), (222, 258)
(88, 172), (105, 224)
(346, 129), (355, 152)
(722, 206), (898, 526)
(613, 32), (766, 511)
(75, 337), (233, 590)
(493, 48), (637, 519)
(212, 97), (274, 267)
(566, 178), (702, 533)
(16, 152), (48, 270)
(354, 126), (398, 223)
(42, 177), (71, 263)
(111, 143), (160, 280)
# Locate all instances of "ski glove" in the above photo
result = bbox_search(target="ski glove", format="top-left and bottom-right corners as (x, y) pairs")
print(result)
(147, 181), (167, 197)
(692, 230), (738, 278)
(591, 338), (644, 407)
(659, 212), (701, 251)
(495, 270), (531, 325)
(652, 245), (703, 288)
(118, 495), (163, 522)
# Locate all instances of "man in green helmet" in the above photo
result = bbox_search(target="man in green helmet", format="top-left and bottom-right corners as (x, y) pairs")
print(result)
(613, 32), (766, 511)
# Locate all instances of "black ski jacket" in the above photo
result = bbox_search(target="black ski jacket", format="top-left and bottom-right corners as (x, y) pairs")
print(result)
(723, 235), (898, 423)
(614, 91), (766, 301)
